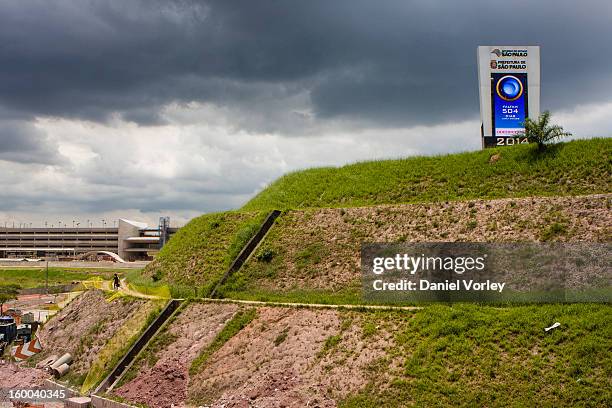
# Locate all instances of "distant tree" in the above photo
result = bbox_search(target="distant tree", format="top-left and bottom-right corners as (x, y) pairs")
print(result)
(0, 285), (20, 314)
(0, 294), (16, 314)
(520, 111), (572, 151)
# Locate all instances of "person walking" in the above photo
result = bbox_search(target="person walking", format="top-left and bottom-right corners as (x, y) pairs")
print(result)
(113, 273), (120, 290)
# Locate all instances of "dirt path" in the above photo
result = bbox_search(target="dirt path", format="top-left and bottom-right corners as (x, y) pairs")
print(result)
(202, 297), (421, 311)
(116, 281), (421, 310)
(113, 277), (422, 310)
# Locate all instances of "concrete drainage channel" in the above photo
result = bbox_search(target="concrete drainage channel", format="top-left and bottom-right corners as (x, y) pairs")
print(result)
(93, 299), (184, 395)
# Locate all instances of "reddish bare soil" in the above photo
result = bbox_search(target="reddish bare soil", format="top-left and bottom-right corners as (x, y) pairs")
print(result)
(112, 304), (398, 408)
(0, 362), (48, 387)
(188, 307), (396, 408)
(114, 302), (239, 408)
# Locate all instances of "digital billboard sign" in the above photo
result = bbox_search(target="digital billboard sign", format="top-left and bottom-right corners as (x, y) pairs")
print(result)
(477, 46), (540, 148)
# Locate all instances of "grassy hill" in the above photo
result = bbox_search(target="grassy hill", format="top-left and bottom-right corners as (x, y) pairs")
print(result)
(141, 138), (611, 293)
(120, 139), (610, 407)
(243, 138), (611, 211)
(111, 301), (612, 407)
(221, 194), (611, 304)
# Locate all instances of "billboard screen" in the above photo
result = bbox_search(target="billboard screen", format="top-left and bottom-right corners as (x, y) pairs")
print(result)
(477, 46), (540, 148)
(491, 73), (528, 137)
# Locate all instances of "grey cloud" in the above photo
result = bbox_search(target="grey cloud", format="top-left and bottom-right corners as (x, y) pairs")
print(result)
(0, 0), (611, 130)
(0, 121), (61, 164)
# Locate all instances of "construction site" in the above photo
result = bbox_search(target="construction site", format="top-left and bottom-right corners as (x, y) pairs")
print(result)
(0, 139), (610, 408)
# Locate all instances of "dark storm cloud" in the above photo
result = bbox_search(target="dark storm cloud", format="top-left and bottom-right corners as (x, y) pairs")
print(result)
(0, 121), (60, 164)
(0, 0), (611, 128)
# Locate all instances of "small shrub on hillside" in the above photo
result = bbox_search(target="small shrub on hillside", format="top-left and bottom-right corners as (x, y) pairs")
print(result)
(274, 327), (289, 346)
(296, 242), (328, 271)
(151, 269), (163, 282)
(540, 222), (568, 241)
(256, 248), (276, 263)
(318, 334), (342, 357)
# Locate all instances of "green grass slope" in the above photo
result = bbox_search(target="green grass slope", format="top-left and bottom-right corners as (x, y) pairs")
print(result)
(341, 304), (611, 407)
(221, 194), (611, 304)
(243, 138), (611, 211)
(140, 211), (266, 295)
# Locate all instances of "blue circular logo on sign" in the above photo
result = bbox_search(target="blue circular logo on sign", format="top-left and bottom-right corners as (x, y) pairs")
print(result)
(496, 75), (524, 101)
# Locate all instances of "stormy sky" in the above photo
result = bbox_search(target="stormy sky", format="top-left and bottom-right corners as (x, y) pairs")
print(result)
(1, 0), (611, 226)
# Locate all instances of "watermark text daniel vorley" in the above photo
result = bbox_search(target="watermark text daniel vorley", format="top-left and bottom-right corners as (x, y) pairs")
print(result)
(372, 279), (506, 292)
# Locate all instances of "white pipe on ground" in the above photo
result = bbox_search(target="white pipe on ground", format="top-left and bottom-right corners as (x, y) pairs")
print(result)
(52, 363), (70, 378)
(50, 353), (72, 370)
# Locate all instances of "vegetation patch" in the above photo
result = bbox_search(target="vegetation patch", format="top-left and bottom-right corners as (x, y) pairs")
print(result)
(318, 334), (343, 358)
(0, 267), (117, 289)
(339, 304), (612, 407)
(80, 299), (166, 393)
(219, 287), (363, 306)
(139, 211), (265, 295)
(243, 139), (611, 211)
(222, 194), (610, 304)
(189, 308), (257, 375)
(274, 327), (289, 346)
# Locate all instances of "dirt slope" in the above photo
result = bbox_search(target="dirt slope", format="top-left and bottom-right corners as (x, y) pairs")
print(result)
(113, 302), (397, 408)
(36, 290), (146, 384)
(189, 307), (393, 408)
(115, 302), (239, 408)
(231, 194), (611, 293)
(113, 302), (611, 407)
(0, 363), (48, 388)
